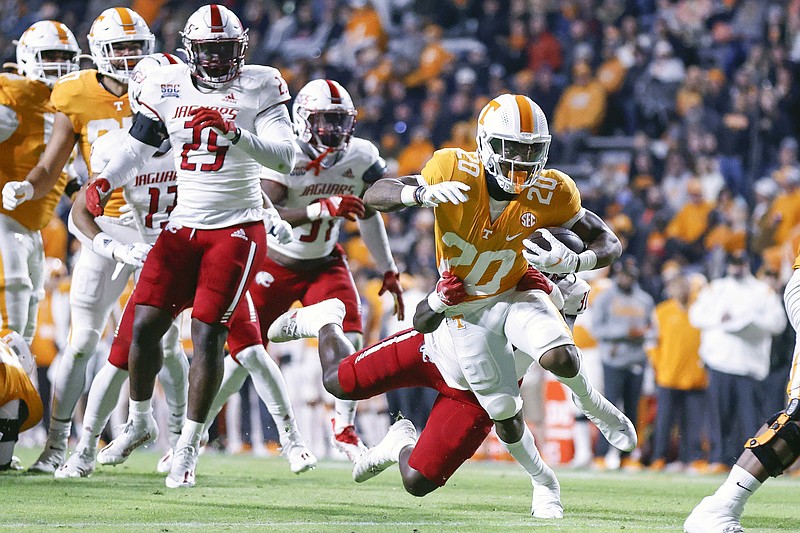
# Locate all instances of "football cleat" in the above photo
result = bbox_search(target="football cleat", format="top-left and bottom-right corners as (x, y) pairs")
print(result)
(531, 481), (564, 519)
(684, 495), (744, 533)
(572, 391), (637, 452)
(156, 448), (174, 474)
(28, 442), (67, 474)
(331, 420), (368, 462)
(281, 440), (317, 474)
(54, 448), (95, 479)
(165, 445), (198, 489)
(267, 299), (345, 343)
(352, 419), (417, 483)
(97, 415), (158, 466)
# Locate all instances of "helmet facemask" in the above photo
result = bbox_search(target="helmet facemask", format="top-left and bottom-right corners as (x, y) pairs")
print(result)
(303, 110), (356, 152)
(30, 49), (79, 86)
(480, 135), (550, 194)
(184, 34), (248, 89)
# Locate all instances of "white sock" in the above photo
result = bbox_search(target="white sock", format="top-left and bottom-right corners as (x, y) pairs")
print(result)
(714, 465), (762, 513)
(203, 357), (248, 433)
(177, 419), (204, 449)
(78, 364), (128, 454)
(47, 418), (71, 447)
(571, 420), (592, 461)
(554, 354), (591, 398)
(237, 345), (300, 444)
(158, 350), (189, 440)
(51, 344), (91, 421)
(502, 425), (558, 487)
(129, 399), (153, 424)
(306, 303), (345, 333)
(333, 399), (358, 434)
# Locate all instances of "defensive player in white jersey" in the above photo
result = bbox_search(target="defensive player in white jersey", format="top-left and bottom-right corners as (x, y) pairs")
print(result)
(85, 4), (297, 488)
(57, 54), (313, 478)
(266, 266), (569, 517)
(0, 20), (80, 352)
(363, 94), (637, 509)
(2, 7), (156, 474)
(243, 78), (402, 459)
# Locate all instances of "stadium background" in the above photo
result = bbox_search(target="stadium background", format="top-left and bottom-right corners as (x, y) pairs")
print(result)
(3, 0), (800, 469)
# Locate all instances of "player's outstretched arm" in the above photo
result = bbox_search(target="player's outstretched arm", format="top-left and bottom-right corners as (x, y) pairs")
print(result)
(364, 176), (470, 211)
(4, 112), (75, 209)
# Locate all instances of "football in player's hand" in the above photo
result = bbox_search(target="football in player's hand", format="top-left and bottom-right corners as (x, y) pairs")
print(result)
(529, 227), (585, 253)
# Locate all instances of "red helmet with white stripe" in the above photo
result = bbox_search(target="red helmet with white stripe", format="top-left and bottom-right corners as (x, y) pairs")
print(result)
(181, 4), (248, 89)
(476, 94), (551, 194)
(292, 79), (357, 153)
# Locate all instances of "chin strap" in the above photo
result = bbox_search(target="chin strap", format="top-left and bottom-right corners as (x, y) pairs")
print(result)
(305, 147), (335, 176)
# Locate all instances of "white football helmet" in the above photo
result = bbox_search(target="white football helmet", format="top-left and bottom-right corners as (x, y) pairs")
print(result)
(0, 329), (34, 375)
(128, 53), (184, 114)
(181, 4), (248, 89)
(88, 7), (155, 82)
(476, 94), (551, 194)
(293, 79), (357, 153)
(16, 20), (80, 87)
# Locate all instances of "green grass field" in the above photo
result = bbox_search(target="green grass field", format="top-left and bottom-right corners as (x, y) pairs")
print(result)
(2, 448), (799, 532)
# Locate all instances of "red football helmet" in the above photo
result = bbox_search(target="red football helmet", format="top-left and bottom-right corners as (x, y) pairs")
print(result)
(292, 79), (357, 154)
(181, 4), (248, 88)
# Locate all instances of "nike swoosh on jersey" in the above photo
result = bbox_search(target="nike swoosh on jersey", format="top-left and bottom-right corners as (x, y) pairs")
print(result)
(506, 232), (523, 241)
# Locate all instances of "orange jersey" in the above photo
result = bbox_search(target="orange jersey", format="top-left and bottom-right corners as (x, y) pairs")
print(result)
(0, 342), (42, 432)
(0, 74), (68, 231)
(794, 249), (800, 270)
(51, 69), (132, 217)
(421, 149), (582, 301)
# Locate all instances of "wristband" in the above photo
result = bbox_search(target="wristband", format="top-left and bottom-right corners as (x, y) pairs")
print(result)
(92, 232), (119, 260)
(400, 185), (421, 207)
(229, 127), (241, 144)
(576, 250), (598, 272)
(427, 291), (448, 314)
(306, 203), (323, 221)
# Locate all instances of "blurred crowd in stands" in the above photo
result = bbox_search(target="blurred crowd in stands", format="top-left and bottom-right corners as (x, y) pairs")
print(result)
(4, 0), (800, 470)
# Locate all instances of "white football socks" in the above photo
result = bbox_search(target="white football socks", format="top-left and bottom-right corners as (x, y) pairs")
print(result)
(177, 419), (204, 449)
(713, 465), (761, 513)
(78, 364), (128, 454)
(51, 344), (91, 422)
(502, 425), (558, 487)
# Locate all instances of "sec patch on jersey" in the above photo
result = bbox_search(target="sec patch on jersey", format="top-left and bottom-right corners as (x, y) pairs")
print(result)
(528, 227), (585, 254)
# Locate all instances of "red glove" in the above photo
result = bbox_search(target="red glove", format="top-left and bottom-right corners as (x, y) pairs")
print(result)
(378, 271), (405, 321)
(428, 271), (468, 313)
(188, 107), (238, 140)
(313, 195), (366, 221)
(516, 266), (555, 294)
(85, 178), (111, 217)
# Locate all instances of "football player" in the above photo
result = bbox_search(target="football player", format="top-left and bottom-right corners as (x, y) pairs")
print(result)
(684, 252), (800, 533)
(243, 78), (402, 460)
(2, 7), (156, 474)
(0, 20), (79, 348)
(265, 266), (567, 517)
(363, 94), (636, 499)
(84, 4), (297, 488)
(56, 54), (314, 478)
(0, 330), (43, 471)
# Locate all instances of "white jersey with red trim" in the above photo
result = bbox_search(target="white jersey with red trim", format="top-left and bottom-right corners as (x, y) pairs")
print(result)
(262, 137), (381, 259)
(135, 63), (290, 228)
(557, 274), (591, 316)
(91, 128), (177, 244)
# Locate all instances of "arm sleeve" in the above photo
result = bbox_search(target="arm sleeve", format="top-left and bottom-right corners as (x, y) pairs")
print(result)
(67, 207), (93, 249)
(362, 157), (388, 184)
(0, 105), (18, 142)
(96, 132), (157, 189)
(234, 104), (295, 174)
(357, 211), (397, 273)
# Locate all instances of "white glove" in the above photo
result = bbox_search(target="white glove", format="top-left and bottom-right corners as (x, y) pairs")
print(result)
(118, 203), (136, 227)
(2, 181), (33, 211)
(92, 232), (152, 268)
(264, 208), (292, 244)
(522, 229), (580, 275)
(417, 182), (471, 207)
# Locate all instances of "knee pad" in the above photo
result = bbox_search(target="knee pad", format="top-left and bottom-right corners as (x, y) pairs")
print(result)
(484, 394), (522, 421)
(460, 353), (501, 394)
(745, 398), (800, 477)
(68, 327), (102, 356)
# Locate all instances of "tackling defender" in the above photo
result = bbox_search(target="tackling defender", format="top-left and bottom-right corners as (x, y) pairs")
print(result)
(684, 250), (800, 532)
(86, 4), (298, 488)
(249, 78), (403, 459)
(2, 8), (157, 474)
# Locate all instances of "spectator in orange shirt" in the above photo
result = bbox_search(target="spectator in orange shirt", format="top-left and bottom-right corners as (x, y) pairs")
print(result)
(664, 179), (715, 262)
(648, 272), (708, 472)
(404, 25), (453, 89)
(395, 127), (435, 176)
(553, 61), (607, 163)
